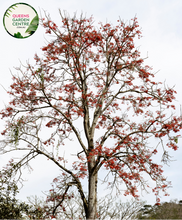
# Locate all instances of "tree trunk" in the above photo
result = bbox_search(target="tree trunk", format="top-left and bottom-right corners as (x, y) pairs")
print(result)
(87, 160), (97, 219)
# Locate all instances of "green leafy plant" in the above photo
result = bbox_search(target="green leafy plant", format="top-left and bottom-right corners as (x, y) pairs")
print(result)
(0, 161), (29, 219)
(25, 14), (39, 35)
(4, 4), (18, 18)
(14, 32), (24, 38)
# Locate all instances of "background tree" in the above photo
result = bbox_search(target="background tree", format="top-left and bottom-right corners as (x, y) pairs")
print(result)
(25, 195), (48, 219)
(137, 199), (182, 219)
(0, 11), (182, 219)
(0, 161), (29, 219)
(41, 175), (145, 219)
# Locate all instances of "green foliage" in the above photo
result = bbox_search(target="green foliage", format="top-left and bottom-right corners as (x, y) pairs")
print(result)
(35, 68), (44, 84)
(10, 117), (24, 146)
(4, 4), (18, 18)
(0, 198), (28, 219)
(0, 163), (29, 219)
(14, 32), (24, 38)
(10, 125), (19, 145)
(174, 136), (178, 143)
(25, 14), (39, 35)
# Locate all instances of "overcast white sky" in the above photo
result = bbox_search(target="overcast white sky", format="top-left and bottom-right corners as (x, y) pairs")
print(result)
(0, 0), (182, 206)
